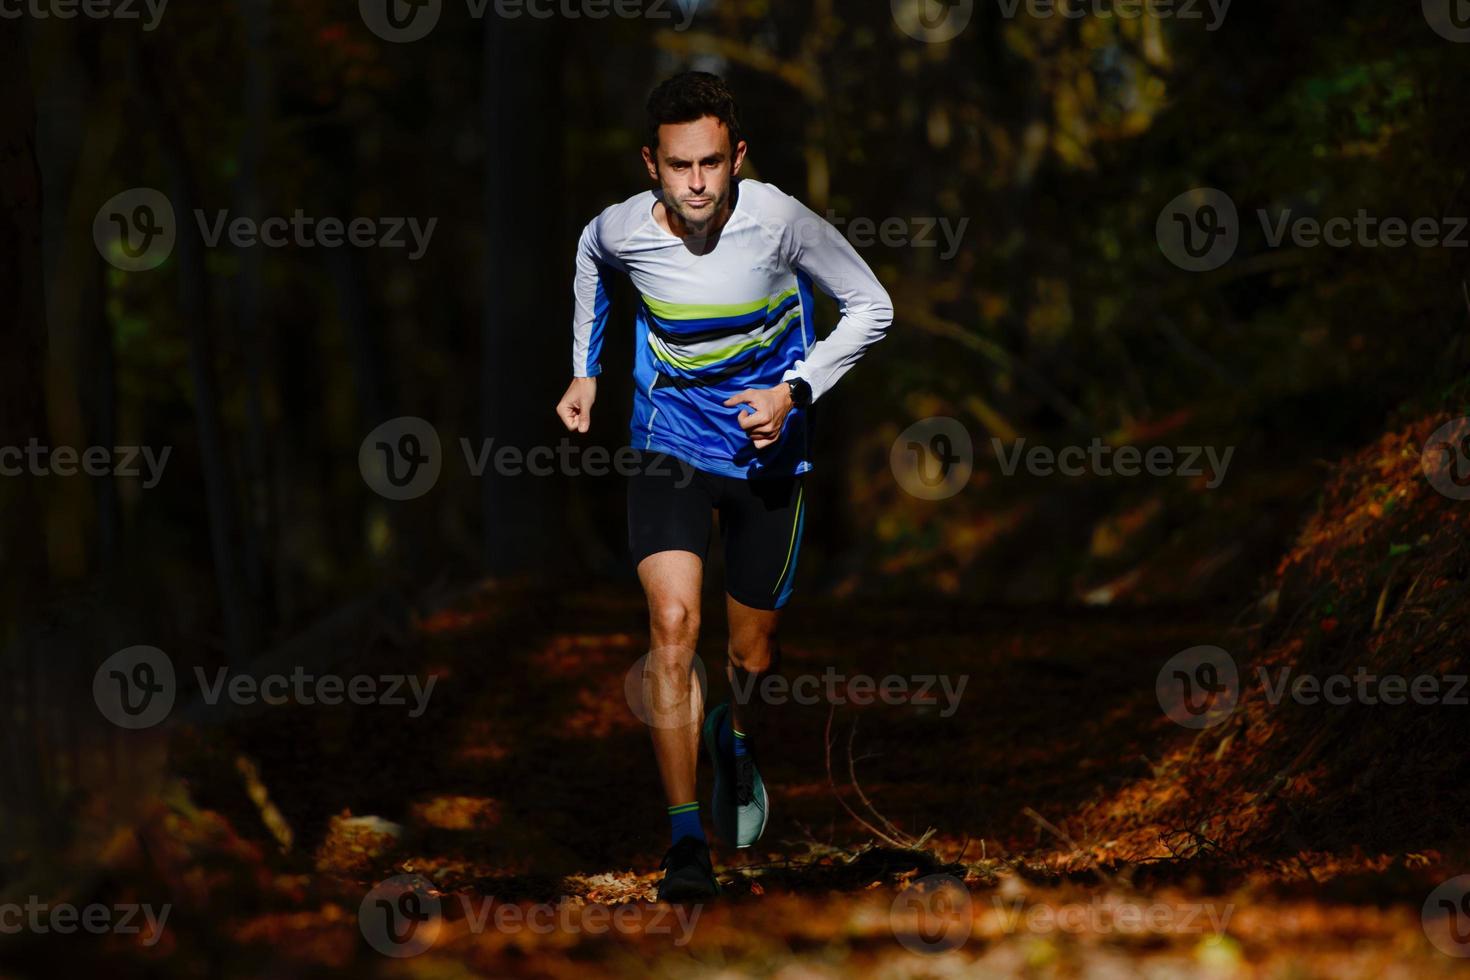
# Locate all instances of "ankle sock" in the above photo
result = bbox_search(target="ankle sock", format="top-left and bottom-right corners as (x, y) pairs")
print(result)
(668, 801), (704, 844)
(732, 726), (749, 759)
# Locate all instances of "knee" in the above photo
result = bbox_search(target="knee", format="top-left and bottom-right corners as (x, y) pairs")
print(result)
(729, 633), (778, 675)
(649, 600), (699, 647)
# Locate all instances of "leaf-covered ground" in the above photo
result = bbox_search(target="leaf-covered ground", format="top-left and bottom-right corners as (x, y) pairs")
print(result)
(7, 413), (1470, 978)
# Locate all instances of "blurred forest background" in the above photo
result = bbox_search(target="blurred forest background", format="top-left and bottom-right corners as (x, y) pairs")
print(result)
(5, 1), (1470, 975)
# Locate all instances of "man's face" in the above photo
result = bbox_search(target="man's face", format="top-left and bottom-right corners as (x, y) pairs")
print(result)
(642, 116), (747, 234)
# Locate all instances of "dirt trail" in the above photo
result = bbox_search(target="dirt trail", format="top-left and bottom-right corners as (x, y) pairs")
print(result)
(5, 586), (1463, 978)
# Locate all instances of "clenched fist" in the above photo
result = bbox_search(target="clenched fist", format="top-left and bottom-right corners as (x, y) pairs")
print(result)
(556, 377), (597, 433)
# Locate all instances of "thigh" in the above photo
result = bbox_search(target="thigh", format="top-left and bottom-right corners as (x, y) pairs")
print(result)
(627, 450), (715, 568)
(717, 472), (806, 611)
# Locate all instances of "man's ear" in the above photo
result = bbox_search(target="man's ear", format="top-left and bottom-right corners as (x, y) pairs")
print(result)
(641, 145), (659, 182)
(732, 139), (748, 175)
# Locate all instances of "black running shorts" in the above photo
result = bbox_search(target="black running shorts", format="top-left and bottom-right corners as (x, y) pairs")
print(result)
(627, 450), (806, 611)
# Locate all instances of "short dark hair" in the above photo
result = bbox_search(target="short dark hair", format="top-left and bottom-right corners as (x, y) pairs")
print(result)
(645, 71), (743, 153)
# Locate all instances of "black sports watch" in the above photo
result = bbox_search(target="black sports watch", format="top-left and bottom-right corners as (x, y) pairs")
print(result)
(786, 377), (813, 408)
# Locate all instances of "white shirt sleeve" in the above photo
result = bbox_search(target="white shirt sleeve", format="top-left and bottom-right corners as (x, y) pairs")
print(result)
(571, 210), (621, 378)
(775, 192), (894, 402)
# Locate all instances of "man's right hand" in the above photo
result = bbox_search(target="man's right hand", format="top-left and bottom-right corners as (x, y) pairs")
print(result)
(556, 377), (597, 433)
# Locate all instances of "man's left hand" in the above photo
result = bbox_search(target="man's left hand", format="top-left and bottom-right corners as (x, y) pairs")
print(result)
(725, 385), (795, 450)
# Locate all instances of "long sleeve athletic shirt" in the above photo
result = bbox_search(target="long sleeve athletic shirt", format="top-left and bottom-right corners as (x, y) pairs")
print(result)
(570, 177), (894, 479)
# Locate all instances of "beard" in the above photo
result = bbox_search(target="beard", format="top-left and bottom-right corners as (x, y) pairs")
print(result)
(669, 187), (725, 235)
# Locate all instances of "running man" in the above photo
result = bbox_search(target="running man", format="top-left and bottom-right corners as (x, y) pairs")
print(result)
(555, 71), (893, 901)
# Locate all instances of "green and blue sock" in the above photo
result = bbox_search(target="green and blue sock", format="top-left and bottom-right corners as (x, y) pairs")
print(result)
(717, 715), (749, 759)
(668, 801), (704, 844)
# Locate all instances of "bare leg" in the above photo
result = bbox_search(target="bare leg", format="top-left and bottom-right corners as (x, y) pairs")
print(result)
(726, 592), (781, 742)
(637, 550), (704, 807)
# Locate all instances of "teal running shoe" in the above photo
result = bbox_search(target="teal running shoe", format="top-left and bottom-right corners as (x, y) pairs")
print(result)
(702, 702), (769, 848)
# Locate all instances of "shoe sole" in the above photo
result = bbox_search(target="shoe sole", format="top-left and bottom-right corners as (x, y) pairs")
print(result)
(656, 878), (721, 903)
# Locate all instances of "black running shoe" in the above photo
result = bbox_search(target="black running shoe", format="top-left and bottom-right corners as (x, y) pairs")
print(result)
(656, 835), (721, 903)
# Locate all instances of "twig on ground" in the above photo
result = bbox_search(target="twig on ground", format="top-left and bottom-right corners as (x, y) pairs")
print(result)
(1022, 806), (1121, 888)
